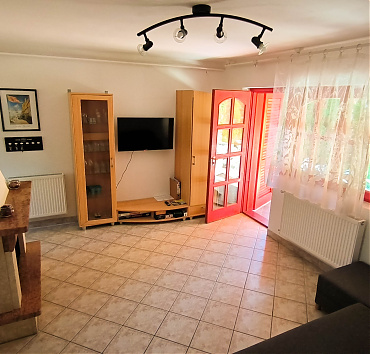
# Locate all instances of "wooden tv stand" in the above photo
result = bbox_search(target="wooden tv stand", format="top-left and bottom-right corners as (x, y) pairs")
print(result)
(117, 198), (188, 223)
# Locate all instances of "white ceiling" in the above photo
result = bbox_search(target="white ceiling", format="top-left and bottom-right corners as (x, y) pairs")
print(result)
(0, 0), (369, 69)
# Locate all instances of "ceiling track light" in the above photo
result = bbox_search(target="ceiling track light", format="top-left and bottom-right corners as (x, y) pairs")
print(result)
(137, 4), (273, 54)
(251, 28), (268, 55)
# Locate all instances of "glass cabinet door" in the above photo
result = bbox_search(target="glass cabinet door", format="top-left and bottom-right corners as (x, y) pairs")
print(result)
(80, 99), (113, 222)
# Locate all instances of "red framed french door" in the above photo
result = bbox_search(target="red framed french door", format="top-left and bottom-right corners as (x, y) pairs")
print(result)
(243, 90), (283, 225)
(205, 90), (251, 223)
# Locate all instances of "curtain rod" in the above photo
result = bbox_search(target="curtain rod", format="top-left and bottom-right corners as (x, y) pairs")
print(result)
(226, 41), (370, 68)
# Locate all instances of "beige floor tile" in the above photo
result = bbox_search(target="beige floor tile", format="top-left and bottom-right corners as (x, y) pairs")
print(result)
(223, 255), (251, 272)
(276, 265), (305, 285)
(81, 240), (110, 254)
(157, 312), (198, 346)
(217, 224), (238, 234)
(255, 239), (278, 253)
(235, 308), (272, 339)
(176, 246), (204, 261)
(83, 254), (117, 272)
(89, 273), (127, 295)
(275, 279), (306, 303)
(233, 236), (256, 248)
(170, 292), (208, 320)
(240, 289), (274, 315)
(199, 250), (226, 266)
(144, 252), (173, 269)
(18, 332), (68, 354)
(174, 224), (197, 236)
(106, 259), (140, 277)
(104, 326), (152, 354)
(252, 249), (278, 264)
(184, 237), (210, 250)
(249, 260), (276, 279)
(191, 321), (233, 354)
(229, 245), (253, 259)
(43, 308), (91, 340)
(155, 270), (189, 291)
(273, 297), (307, 324)
(115, 279), (152, 302)
(44, 245), (76, 261)
(64, 250), (96, 266)
(218, 268), (247, 288)
(304, 270), (319, 288)
(44, 262), (80, 281)
(66, 267), (103, 288)
(38, 300), (65, 330)
(41, 276), (62, 298)
(40, 241), (58, 255)
(130, 264), (164, 284)
(191, 228), (214, 239)
(145, 229), (169, 241)
(307, 304), (326, 322)
(141, 285), (179, 310)
(72, 317), (120, 352)
(167, 258), (197, 275)
(153, 242), (181, 256)
(164, 232), (189, 245)
(206, 240), (231, 254)
(68, 289), (110, 315)
(61, 342), (98, 353)
(121, 248), (151, 263)
(235, 227), (259, 238)
(96, 296), (138, 324)
(201, 300), (238, 329)
(228, 331), (264, 353)
(191, 263), (221, 281)
(46, 232), (74, 245)
(0, 336), (35, 354)
(101, 243), (130, 258)
(98, 230), (121, 243)
(187, 347), (209, 354)
(245, 274), (275, 295)
(146, 337), (188, 354)
(212, 231), (235, 244)
(125, 304), (167, 335)
(277, 253), (304, 270)
(44, 282), (85, 307)
(134, 238), (161, 251)
(182, 276), (215, 298)
(114, 234), (141, 247)
(305, 283), (318, 306)
(41, 257), (62, 274)
(210, 282), (243, 307)
(61, 236), (91, 249)
(127, 226), (151, 237)
(271, 317), (301, 337)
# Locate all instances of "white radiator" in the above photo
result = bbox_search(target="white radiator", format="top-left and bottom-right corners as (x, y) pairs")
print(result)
(280, 193), (366, 268)
(12, 173), (67, 218)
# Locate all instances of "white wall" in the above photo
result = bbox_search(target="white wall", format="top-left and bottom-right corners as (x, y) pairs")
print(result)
(0, 54), (225, 218)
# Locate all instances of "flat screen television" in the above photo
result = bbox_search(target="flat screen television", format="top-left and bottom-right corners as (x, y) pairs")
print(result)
(117, 117), (174, 151)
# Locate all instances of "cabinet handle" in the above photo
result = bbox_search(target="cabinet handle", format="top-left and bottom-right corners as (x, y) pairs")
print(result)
(192, 156), (196, 165)
(110, 158), (114, 168)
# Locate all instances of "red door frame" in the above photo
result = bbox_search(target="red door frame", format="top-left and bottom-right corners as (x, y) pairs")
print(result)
(205, 90), (252, 223)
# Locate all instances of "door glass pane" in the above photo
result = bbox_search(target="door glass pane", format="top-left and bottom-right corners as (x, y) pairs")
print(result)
(227, 183), (239, 205)
(213, 185), (225, 209)
(216, 129), (229, 155)
(229, 156), (241, 179)
(231, 128), (243, 152)
(233, 99), (245, 124)
(218, 98), (231, 125)
(81, 99), (112, 221)
(214, 158), (227, 182)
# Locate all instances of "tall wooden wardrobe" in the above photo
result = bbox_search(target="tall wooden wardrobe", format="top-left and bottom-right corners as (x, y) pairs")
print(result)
(175, 90), (212, 218)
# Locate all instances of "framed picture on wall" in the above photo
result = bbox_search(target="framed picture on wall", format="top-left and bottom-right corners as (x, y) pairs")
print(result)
(0, 88), (40, 131)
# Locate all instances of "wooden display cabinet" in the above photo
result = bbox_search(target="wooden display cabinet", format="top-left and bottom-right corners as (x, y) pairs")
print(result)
(69, 93), (117, 229)
(175, 90), (212, 217)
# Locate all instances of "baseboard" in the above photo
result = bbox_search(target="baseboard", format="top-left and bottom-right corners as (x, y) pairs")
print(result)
(267, 229), (334, 272)
(29, 216), (77, 229)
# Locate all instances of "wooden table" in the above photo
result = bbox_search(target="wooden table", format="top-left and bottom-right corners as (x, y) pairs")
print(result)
(0, 181), (41, 343)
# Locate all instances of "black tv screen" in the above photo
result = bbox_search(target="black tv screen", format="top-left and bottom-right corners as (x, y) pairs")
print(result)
(117, 117), (174, 151)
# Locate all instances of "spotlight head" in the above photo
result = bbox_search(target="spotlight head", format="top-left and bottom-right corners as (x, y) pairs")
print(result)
(214, 17), (227, 44)
(137, 34), (153, 55)
(173, 19), (188, 43)
(251, 29), (268, 55)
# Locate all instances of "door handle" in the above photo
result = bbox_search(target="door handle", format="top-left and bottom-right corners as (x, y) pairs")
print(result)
(192, 156), (196, 165)
(211, 157), (216, 165)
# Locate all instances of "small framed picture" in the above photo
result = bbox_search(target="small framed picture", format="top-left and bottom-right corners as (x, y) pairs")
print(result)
(0, 88), (40, 131)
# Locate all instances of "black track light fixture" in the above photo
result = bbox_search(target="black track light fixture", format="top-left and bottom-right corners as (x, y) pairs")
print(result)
(251, 28), (268, 55)
(137, 4), (273, 55)
(137, 33), (153, 55)
(173, 19), (188, 43)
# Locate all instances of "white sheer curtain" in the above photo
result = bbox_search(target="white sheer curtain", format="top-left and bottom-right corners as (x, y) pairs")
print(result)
(267, 46), (369, 218)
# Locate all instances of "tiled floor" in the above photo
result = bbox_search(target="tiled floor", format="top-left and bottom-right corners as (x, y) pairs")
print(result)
(1, 214), (326, 354)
